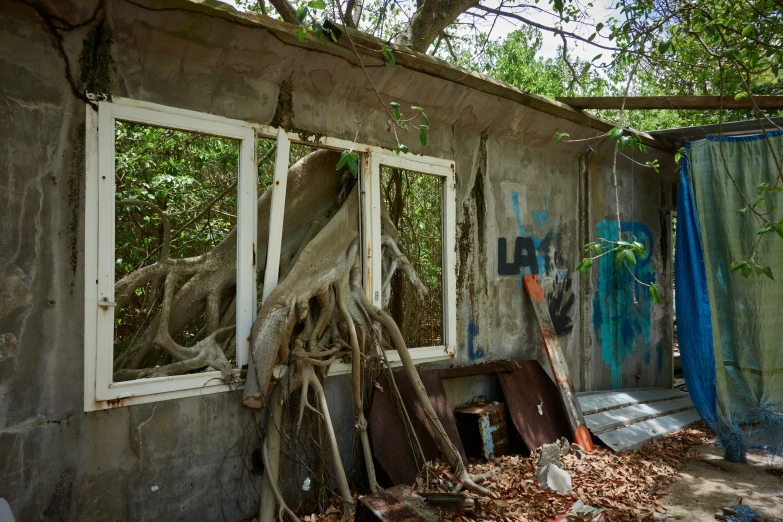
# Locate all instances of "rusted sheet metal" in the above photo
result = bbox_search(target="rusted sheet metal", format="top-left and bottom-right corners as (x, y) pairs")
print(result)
(498, 361), (572, 451)
(356, 486), (440, 522)
(369, 369), (466, 486)
(454, 402), (509, 460)
(523, 275), (594, 451)
(438, 360), (519, 379)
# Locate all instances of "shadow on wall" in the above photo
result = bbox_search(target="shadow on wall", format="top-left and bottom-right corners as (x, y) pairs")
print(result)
(592, 220), (657, 389)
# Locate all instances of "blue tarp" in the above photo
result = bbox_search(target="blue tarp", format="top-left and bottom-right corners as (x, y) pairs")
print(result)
(676, 130), (783, 460)
(675, 143), (719, 429)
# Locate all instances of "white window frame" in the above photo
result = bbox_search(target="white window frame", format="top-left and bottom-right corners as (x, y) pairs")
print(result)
(365, 152), (457, 361)
(84, 97), (256, 411)
(84, 98), (455, 411)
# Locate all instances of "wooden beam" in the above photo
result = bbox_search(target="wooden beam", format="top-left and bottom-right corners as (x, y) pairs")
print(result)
(557, 96), (783, 110)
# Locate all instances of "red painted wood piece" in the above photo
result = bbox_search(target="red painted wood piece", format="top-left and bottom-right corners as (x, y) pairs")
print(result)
(522, 275), (594, 451)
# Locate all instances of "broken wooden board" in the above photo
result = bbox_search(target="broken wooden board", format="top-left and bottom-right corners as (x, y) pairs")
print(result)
(498, 362), (571, 451)
(578, 388), (688, 415)
(584, 396), (695, 435)
(523, 275), (593, 450)
(356, 485), (439, 522)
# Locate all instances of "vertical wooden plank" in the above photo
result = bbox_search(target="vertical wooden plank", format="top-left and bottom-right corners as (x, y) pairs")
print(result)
(262, 128), (291, 302)
(84, 104), (99, 410)
(235, 127), (257, 368)
(95, 102), (116, 400)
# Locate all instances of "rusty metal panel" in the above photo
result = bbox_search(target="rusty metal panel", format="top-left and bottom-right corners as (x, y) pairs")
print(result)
(356, 486), (440, 522)
(498, 361), (571, 451)
(369, 369), (466, 486)
(454, 402), (509, 460)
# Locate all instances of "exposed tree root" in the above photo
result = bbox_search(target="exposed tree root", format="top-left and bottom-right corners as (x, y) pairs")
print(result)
(114, 149), (491, 517)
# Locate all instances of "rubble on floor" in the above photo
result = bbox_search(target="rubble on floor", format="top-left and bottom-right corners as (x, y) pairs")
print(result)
(308, 425), (712, 522)
(417, 423), (712, 522)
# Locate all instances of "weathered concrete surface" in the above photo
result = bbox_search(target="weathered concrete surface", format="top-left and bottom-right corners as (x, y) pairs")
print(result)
(0, 0), (674, 519)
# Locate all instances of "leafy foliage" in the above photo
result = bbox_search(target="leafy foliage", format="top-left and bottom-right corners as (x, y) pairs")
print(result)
(381, 167), (444, 348)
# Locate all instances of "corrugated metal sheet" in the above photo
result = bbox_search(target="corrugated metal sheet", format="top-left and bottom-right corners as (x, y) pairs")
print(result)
(578, 389), (698, 452)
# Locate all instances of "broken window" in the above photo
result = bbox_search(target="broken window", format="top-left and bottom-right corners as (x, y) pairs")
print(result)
(85, 97), (256, 410)
(85, 97), (456, 411)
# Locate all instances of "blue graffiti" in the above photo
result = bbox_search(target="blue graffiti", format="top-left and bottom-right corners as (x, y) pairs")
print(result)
(502, 192), (562, 286)
(531, 199), (555, 230)
(466, 318), (485, 362)
(511, 192), (526, 236)
(592, 220), (656, 389)
(480, 415), (499, 459)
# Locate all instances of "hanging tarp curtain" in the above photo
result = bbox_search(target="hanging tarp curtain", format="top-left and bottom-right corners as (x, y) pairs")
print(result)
(676, 129), (783, 458)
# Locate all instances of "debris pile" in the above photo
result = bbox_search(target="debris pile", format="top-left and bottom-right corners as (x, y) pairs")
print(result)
(307, 424), (711, 522)
(419, 423), (711, 521)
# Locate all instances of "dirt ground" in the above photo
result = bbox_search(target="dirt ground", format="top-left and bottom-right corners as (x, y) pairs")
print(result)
(660, 444), (783, 521)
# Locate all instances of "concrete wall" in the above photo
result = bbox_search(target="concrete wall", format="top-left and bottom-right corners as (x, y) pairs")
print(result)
(0, 0), (675, 519)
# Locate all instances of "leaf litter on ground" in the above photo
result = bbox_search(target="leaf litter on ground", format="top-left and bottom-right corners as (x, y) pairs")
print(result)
(305, 422), (713, 522)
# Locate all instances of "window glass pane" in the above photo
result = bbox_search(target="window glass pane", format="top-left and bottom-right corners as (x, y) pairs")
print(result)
(380, 166), (443, 348)
(113, 120), (239, 380)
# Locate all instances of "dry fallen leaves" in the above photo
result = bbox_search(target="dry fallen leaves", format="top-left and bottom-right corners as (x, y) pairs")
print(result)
(310, 422), (712, 522)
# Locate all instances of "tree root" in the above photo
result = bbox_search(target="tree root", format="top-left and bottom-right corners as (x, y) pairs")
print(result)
(115, 149), (493, 515)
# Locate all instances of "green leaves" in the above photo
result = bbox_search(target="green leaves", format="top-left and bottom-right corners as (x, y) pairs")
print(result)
(614, 249), (625, 269)
(649, 283), (661, 304)
(607, 127), (624, 140)
(675, 147), (686, 163)
(618, 135), (634, 150)
(625, 249), (637, 266)
(658, 39), (672, 54)
(737, 207), (748, 217)
(734, 91), (749, 101)
(584, 242), (603, 255)
(731, 260), (774, 280)
(308, 0), (326, 8)
(397, 144), (409, 154)
(756, 265), (774, 280)
(419, 129), (427, 146)
(389, 101), (401, 120)
(381, 45), (396, 68)
(298, 26), (307, 42)
(731, 260), (752, 278)
(336, 150), (359, 177)
(555, 132), (569, 145)
(576, 257), (593, 277)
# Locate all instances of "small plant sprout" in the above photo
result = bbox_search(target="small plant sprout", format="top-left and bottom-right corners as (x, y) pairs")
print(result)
(576, 236), (662, 305)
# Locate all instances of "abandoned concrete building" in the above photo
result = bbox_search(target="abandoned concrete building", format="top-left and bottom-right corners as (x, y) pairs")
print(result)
(1, 0), (681, 520)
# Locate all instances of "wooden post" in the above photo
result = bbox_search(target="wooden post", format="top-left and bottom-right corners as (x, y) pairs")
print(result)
(523, 275), (594, 451)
